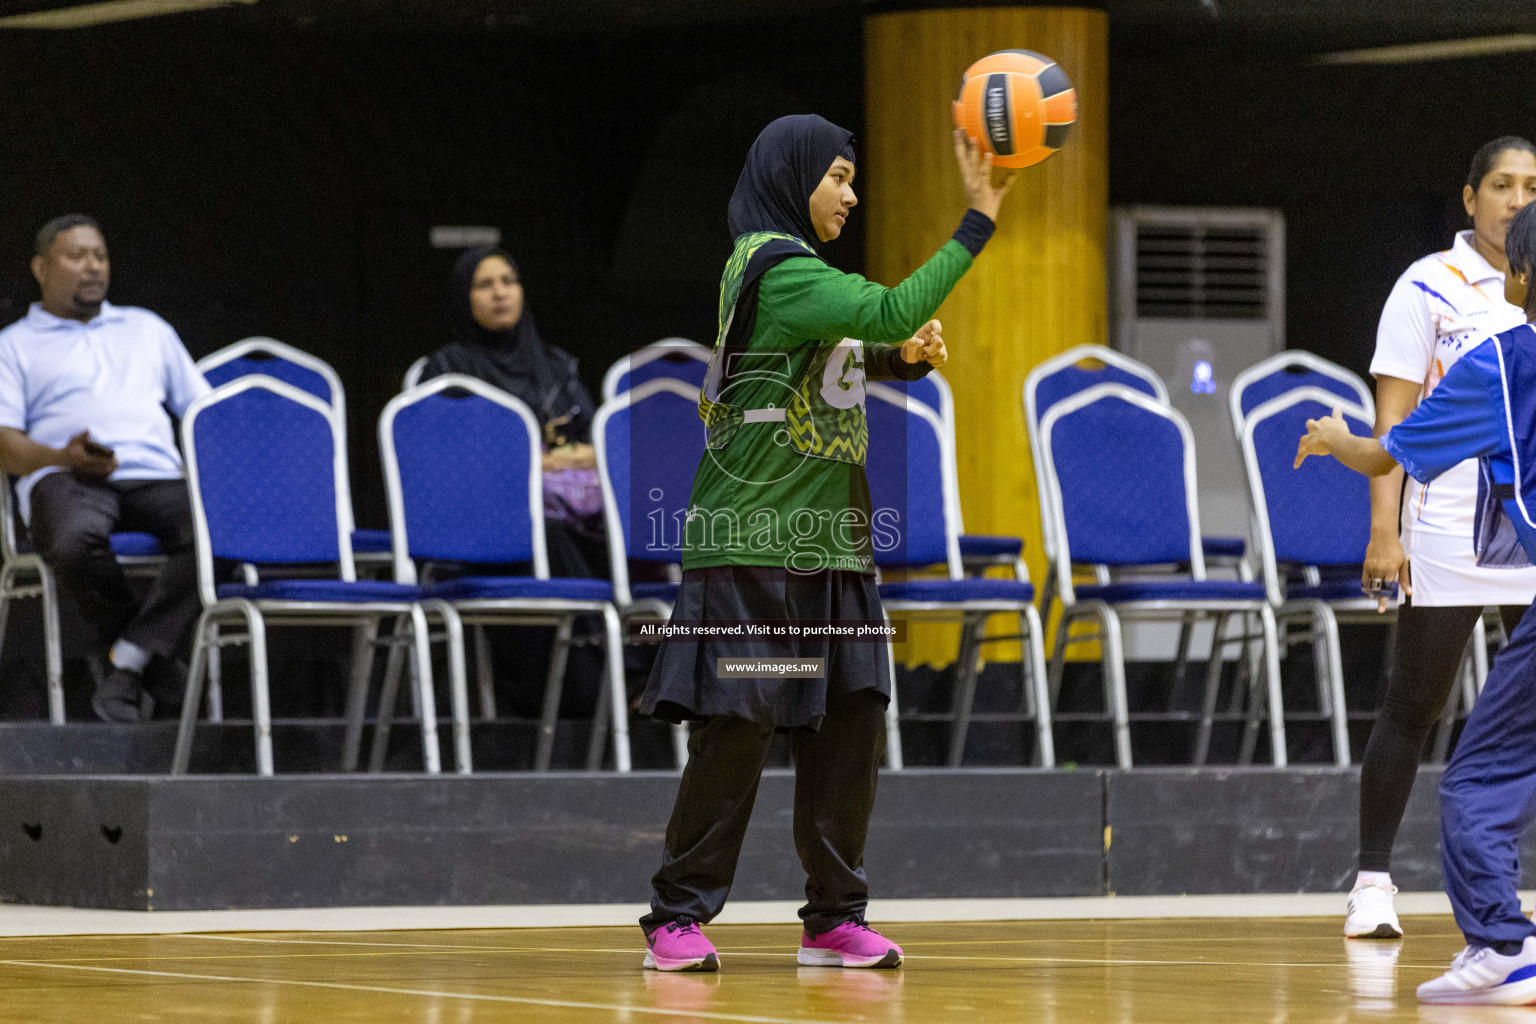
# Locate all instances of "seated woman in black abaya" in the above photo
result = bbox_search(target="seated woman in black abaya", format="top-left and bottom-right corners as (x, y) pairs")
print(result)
(422, 245), (605, 578)
(420, 246), (615, 726)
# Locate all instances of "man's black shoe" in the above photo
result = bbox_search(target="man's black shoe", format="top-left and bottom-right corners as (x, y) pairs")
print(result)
(142, 657), (188, 718)
(91, 668), (144, 723)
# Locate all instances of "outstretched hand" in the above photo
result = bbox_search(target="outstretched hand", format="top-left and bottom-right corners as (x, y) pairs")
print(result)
(1294, 407), (1349, 468)
(901, 319), (947, 369)
(954, 129), (1016, 222)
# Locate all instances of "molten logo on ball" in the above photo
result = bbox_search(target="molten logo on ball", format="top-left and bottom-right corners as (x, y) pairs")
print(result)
(953, 49), (1078, 169)
(982, 74), (1013, 156)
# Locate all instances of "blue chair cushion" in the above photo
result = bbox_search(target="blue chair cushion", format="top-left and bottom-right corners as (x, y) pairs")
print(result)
(351, 528), (393, 554)
(631, 581), (681, 604)
(217, 579), (421, 602)
(425, 576), (613, 602)
(1075, 580), (1267, 603)
(958, 534), (1024, 558)
(1201, 536), (1246, 559)
(879, 579), (1036, 603)
(19, 532), (163, 557)
(111, 533), (162, 557)
(1289, 577), (1397, 602)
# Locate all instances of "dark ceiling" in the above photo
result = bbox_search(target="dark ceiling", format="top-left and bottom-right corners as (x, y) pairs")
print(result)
(0, 0), (1531, 55)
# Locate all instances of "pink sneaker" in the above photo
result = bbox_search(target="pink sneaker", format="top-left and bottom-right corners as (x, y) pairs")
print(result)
(797, 919), (903, 968)
(642, 918), (719, 972)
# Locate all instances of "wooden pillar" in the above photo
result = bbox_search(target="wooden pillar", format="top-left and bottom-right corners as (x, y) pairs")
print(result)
(865, 4), (1108, 666)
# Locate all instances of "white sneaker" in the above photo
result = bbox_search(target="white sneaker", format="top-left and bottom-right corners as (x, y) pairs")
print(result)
(1345, 881), (1403, 939)
(1418, 937), (1536, 1004)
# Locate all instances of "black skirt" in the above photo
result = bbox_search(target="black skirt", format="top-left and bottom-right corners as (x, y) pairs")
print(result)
(640, 565), (893, 730)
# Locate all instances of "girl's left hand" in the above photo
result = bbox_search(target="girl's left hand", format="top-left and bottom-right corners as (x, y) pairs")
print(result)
(901, 319), (947, 369)
(1294, 408), (1346, 468)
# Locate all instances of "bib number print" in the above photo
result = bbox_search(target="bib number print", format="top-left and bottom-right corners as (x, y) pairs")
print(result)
(819, 339), (866, 411)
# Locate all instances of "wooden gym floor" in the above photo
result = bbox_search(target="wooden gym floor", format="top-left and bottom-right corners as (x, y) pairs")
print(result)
(0, 914), (1502, 1023)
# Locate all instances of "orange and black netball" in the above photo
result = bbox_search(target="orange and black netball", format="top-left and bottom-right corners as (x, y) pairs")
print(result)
(952, 49), (1077, 169)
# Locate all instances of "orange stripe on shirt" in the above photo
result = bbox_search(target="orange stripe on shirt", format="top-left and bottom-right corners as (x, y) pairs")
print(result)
(1440, 259), (1497, 301)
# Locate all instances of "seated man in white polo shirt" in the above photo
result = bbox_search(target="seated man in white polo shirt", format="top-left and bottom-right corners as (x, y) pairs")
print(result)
(0, 215), (210, 722)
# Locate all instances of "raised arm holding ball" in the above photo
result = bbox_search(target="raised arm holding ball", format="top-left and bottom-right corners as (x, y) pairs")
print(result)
(636, 113), (1015, 974)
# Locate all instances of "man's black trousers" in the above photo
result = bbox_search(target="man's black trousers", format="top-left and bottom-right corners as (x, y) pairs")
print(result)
(28, 473), (201, 663)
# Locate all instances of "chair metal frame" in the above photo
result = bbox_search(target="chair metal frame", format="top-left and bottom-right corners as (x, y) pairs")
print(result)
(592, 377), (706, 770)
(1025, 344), (1251, 706)
(1026, 345), (1213, 617)
(1238, 387), (1381, 767)
(172, 375), (460, 776)
(1026, 345), (1169, 569)
(380, 373), (631, 772)
(891, 370), (956, 448)
(1231, 358), (1491, 766)
(1040, 382), (1286, 769)
(197, 338), (395, 720)
(1226, 352), (1376, 617)
(402, 355), (428, 392)
(867, 382), (1054, 768)
(399, 354), (497, 720)
(601, 337), (711, 403)
(197, 337), (388, 556)
(0, 479), (168, 723)
(0, 481), (64, 722)
(198, 337), (346, 412)
(1228, 350), (1376, 441)
(889, 369), (1027, 578)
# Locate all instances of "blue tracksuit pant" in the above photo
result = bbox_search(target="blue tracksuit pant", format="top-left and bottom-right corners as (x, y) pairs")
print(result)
(1441, 596), (1536, 946)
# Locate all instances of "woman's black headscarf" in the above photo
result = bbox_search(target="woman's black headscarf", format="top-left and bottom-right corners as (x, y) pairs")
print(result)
(727, 114), (855, 254)
(717, 115), (855, 353)
(423, 245), (595, 444)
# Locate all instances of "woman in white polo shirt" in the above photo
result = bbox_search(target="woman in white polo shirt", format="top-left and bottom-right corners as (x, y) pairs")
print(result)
(1346, 137), (1536, 939)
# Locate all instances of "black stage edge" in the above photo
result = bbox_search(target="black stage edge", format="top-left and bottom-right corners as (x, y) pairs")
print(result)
(1104, 768), (1450, 895)
(0, 721), (684, 775)
(7, 767), (1536, 911)
(0, 769), (1104, 911)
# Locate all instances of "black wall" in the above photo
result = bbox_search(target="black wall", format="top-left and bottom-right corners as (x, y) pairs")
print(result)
(1111, 46), (1536, 379)
(4, 15), (1534, 530)
(0, 17), (865, 527)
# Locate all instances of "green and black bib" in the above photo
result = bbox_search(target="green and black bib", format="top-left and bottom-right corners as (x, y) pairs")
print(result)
(700, 231), (871, 467)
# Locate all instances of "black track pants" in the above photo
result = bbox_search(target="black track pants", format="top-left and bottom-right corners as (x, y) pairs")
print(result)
(641, 687), (887, 937)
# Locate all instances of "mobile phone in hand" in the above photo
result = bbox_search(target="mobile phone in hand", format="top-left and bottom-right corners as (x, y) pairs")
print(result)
(82, 438), (115, 459)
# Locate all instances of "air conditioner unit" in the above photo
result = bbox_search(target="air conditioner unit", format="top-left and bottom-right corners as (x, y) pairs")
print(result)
(1111, 206), (1285, 538)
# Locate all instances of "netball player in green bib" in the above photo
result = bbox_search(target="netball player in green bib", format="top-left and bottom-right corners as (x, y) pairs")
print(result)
(638, 114), (1013, 972)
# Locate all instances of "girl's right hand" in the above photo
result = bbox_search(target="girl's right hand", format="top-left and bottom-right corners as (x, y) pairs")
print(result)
(954, 129), (1016, 221)
(901, 319), (946, 368)
(1294, 407), (1348, 467)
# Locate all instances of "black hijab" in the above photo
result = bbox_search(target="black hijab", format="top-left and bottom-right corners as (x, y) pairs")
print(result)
(424, 245), (594, 444)
(718, 116), (855, 352)
(727, 114), (855, 255)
